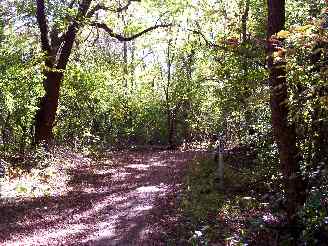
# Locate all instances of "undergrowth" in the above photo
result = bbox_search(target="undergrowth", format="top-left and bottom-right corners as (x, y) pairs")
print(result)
(179, 157), (279, 245)
(0, 147), (73, 199)
(177, 155), (328, 245)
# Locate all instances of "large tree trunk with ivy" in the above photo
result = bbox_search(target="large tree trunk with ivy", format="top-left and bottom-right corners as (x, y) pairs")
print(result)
(267, 0), (306, 226)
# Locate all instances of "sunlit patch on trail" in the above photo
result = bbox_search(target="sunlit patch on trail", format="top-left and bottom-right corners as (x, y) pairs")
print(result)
(136, 185), (167, 193)
(0, 149), (200, 245)
(148, 159), (168, 167)
(126, 163), (149, 170)
(2, 224), (88, 246)
(133, 205), (153, 211)
(93, 169), (114, 175)
(112, 171), (130, 179)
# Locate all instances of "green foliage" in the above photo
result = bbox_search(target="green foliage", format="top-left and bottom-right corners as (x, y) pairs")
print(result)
(55, 46), (170, 147)
(182, 159), (225, 221)
(1, 147), (70, 199)
(284, 19), (328, 238)
(300, 191), (328, 244)
(1, 0), (328, 243)
(180, 157), (275, 244)
(282, 18), (328, 180)
(0, 25), (42, 151)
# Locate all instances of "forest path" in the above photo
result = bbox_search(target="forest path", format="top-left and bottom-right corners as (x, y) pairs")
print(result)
(0, 149), (202, 245)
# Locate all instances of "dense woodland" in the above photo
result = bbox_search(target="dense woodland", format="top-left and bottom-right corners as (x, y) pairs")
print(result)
(0, 0), (328, 245)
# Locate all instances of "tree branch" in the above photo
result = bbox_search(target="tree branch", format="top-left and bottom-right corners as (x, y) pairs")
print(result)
(57, 0), (92, 69)
(68, 0), (76, 9)
(86, 4), (108, 18)
(189, 29), (223, 49)
(190, 29), (266, 68)
(117, 0), (141, 12)
(36, 0), (52, 65)
(87, 0), (141, 18)
(92, 22), (172, 42)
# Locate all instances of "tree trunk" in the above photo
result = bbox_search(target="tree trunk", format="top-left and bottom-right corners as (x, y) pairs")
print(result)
(130, 41), (135, 89)
(181, 50), (194, 143)
(241, 0), (250, 77)
(123, 41), (128, 88)
(34, 0), (92, 144)
(267, 0), (306, 226)
(2, 114), (11, 150)
(167, 109), (177, 149)
(241, 0), (250, 43)
(34, 71), (63, 144)
(165, 39), (178, 149)
(181, 100), (191, 142)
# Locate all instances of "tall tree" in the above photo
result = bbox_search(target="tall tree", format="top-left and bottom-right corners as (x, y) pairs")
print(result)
(241, 0), (250, 43)
(266, 0), (306, 226)
(165, 38), (177, 149)
(34, 0), (92, 144)
(34, 0), (170, 144)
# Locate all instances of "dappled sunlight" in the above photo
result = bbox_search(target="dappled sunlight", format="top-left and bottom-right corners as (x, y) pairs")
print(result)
(136, 185), (165, 193)
(0, 149), (200, 245)
(93, 169), (115, 175)
(147, 159), (168, 167)
(133, 205), (153, 212)
(82, 223), (116, 243)
(1, 165), (70, 199)
(111, 171), (131, 180)
(2, 224), (89, 246)
(126, 163), (149, 170)
(2, 0), (326, 244)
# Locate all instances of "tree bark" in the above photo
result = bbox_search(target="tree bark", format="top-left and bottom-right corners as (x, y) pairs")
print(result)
(123, 41), (128, 88)
(181, 50), (194, 142)
(267, 0), (306, 226)
(130, 41), (135, 89)
(165, 39), (178, 149)
(241, 0), (250, 43)
(167, 109), (177, 149)
(166, 39), (175, 149)
(34, 71), (63, 144)
(34, 0), (92, 144)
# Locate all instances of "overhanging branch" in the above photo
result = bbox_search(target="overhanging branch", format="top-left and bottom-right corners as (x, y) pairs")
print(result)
(190, 29), (266, 68)
(189, 29), (223, 49)
(56, 0), (92, 69)
(117, 0), (141, 12)
(87, 4), (108, 18)
(87, 0), (141, 17)
(92, 22), (172, 42)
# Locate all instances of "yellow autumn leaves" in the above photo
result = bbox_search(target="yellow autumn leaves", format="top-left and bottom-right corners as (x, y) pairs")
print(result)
(276, 24), (315, 39)
(277, 30), (291, 39)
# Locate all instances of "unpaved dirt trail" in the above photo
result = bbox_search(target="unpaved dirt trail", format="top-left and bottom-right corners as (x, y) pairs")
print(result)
(0, 149), (201, 246)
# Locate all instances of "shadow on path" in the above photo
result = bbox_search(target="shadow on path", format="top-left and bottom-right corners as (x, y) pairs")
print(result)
(0, 149), (202, 245)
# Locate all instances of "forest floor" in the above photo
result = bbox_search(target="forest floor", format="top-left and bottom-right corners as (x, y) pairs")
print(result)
(0, 147), (205, 246)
